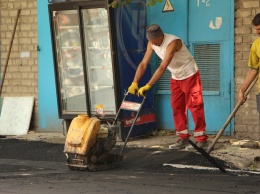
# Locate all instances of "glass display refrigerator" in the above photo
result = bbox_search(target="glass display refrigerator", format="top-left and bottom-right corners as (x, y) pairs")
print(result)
(48, 0), (156, 140)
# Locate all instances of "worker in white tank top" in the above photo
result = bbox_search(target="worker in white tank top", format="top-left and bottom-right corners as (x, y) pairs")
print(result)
(128, 24), (208, 151)
(152, 33), (198, 80)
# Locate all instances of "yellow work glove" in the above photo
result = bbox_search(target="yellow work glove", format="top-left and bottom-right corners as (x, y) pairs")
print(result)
(138, 84), (151, 97)
(128, 82), (139, 95)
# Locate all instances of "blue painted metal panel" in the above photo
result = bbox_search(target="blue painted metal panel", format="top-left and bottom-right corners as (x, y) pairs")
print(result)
(188, 0), (234, 134)
(147, 0), (188, 43)
(115, 0), (156, 139)
(188, 0), (232, 42)
(188, 41), (234, 135)
(37, 0), (62, 131)
(115, 1), (149, 94)
(146, 0), (234, 134)
(147, 0), (188, 130)
(153, 95), (173, 129)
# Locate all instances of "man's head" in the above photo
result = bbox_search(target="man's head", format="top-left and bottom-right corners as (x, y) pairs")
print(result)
(252, 13), (260, 35)
(146, 24), (164, 46)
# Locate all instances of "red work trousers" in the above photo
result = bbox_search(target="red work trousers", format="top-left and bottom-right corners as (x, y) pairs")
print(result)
(170, 71), (207, 142)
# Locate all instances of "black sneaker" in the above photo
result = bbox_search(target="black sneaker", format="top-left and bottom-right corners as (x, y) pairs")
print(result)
(169, 139), (189, 150)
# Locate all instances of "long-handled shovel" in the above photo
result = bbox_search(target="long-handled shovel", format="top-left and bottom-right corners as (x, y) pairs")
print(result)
(188, 139), (227, 172)
(0, 9), (20, 139)
(0, 9), (21, 94)
(187, 75), (258, 172)
(207, 76), (258, 154)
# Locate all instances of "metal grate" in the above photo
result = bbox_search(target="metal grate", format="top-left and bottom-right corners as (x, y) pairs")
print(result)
(157, 57), (171, 91)
(193, 44), (220, 91)
(156, 44), (221, 92)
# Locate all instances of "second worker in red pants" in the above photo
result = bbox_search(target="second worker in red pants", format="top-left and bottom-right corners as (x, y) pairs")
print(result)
(127, 24), (208, 151)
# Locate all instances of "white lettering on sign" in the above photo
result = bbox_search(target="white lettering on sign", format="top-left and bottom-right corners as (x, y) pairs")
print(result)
(121, 101), (141, 111)
(125, 117), (141, 125)
(197, 0), (210, 7)
(209, 17), (222, 29)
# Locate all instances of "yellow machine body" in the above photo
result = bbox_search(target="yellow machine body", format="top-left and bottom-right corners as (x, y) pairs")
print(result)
(64, 114), (100, 155)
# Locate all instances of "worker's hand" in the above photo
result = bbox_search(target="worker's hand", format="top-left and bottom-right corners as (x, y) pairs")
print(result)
(138, 84), (151, 97)
(238, 90), (247, 104)
(128, 82), (139, 95)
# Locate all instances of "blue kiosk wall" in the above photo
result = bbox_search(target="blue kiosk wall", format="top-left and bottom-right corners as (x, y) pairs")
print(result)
(38, 0), (156, 136)
(37, 0), (62, 131)
(114, 1), (156, 140)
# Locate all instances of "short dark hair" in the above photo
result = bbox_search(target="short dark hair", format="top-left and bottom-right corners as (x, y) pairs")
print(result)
(252, 13), (260, 26)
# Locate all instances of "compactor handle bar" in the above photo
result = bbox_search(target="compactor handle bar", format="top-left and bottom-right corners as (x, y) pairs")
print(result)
(113, 91), (146, 156)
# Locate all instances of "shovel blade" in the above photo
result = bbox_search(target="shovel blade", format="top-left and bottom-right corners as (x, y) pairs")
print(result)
(188, 139), (226, 173)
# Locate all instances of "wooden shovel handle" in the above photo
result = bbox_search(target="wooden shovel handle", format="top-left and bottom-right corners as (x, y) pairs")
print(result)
(0, 9), (21, 94)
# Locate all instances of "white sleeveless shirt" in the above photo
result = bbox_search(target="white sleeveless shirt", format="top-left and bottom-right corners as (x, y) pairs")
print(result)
(151, 34), (198, 80)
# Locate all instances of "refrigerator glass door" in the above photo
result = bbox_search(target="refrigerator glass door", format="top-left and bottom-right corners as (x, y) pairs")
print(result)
(82, 8), (116, 115)
(52, 10), (87, 114)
